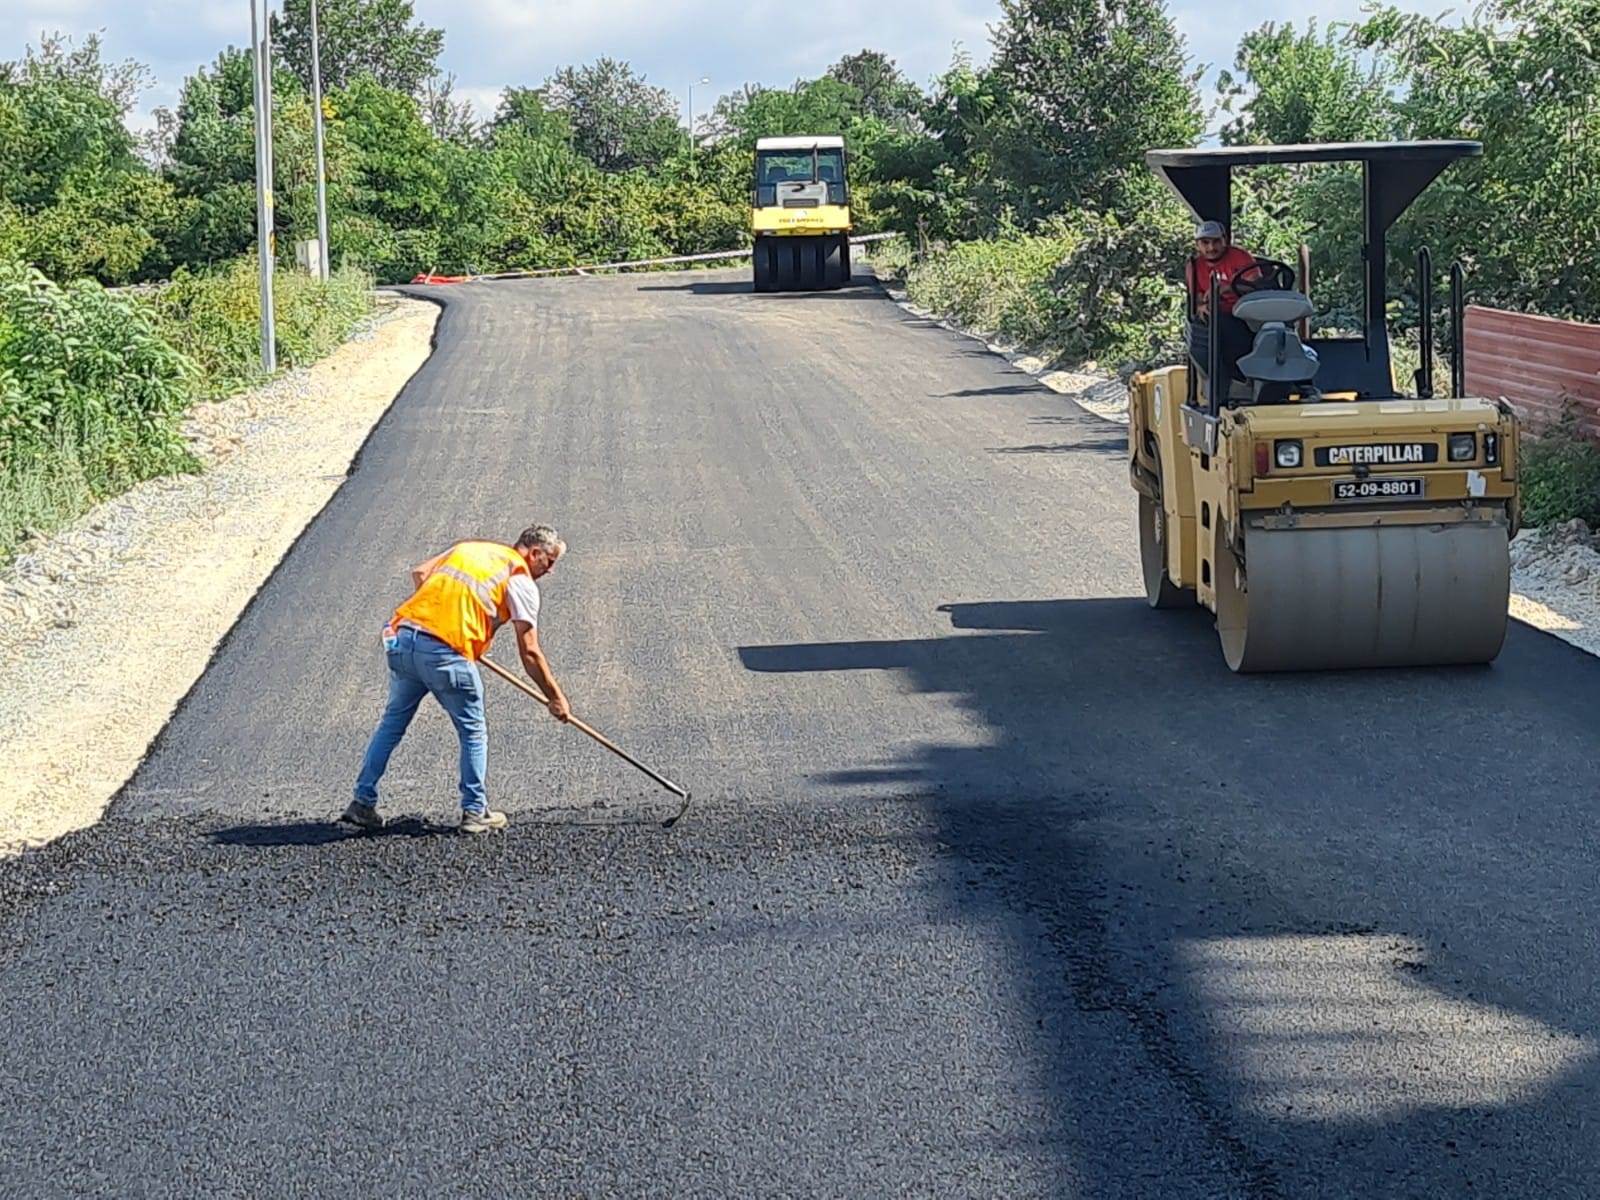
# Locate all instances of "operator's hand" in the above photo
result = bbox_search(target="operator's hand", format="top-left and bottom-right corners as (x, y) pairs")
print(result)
(547, 694), (572, 724)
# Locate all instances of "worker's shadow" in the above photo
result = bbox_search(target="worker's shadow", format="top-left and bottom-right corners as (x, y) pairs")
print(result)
(207, 816), (449, 848)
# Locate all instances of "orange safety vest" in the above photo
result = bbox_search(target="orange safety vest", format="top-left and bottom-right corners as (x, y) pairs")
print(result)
(389, 541), (529, 661)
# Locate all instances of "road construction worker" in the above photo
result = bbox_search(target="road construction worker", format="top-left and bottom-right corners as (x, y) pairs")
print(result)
(1186, 219), (1257, 381)
(342, 525), (572, 834)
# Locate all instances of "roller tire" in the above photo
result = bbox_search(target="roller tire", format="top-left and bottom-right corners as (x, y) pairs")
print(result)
(1139, 490), (1192, 609)
(821, 236), (846, 289)
(840, 238), (853, 284)
(753, 241), (773, 293)
(800, 241), (825, 292)
(1213, 528), (1251, 672)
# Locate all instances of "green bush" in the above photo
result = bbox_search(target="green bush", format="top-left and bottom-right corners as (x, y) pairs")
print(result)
(268, 264), (376, 368)
(0, 255), (375, 562)
(1520, 410), (1600, 529)
(902, 222), (1079, 348)
(145, 257), (375, 398)
(867, 236), (914, 281)
(892, 197), (1191, 369)
(1046, 196), (1191, 369)
(0, 260), (197, 558)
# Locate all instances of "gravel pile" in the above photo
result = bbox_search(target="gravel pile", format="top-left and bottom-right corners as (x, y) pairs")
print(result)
(1509, 519), (1600, 656)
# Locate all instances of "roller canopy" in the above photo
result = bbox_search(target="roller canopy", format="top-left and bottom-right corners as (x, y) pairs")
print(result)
(1147, 141), (1481, 230)
(1151, 140), (1482, 399)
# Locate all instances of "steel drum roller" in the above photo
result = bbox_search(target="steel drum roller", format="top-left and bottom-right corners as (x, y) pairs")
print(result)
(1215, 521), (1511, 672)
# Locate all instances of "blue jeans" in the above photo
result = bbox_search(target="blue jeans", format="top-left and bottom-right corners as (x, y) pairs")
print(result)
(353, 626), (489, 814)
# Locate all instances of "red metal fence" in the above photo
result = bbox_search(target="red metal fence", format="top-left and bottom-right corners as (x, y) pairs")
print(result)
(1464, 305), (1600, 439)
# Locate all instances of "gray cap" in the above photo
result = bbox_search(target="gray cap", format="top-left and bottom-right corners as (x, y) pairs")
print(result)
(1195, 220), (1227, 240)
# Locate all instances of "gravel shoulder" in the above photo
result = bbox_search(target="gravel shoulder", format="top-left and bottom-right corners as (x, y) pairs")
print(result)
(875, 269), (1600, 660)
(0, 297), (439, 857)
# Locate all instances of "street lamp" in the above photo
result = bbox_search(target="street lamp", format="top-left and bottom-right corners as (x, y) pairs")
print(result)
(687, 76), (709, 182)
(250, 0), (277, 373)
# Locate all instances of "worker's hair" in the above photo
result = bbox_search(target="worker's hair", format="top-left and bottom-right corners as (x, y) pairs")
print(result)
(516, 524), (565, 558)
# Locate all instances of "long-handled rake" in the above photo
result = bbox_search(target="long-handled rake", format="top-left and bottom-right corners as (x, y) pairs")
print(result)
(479, 656), (693, 828)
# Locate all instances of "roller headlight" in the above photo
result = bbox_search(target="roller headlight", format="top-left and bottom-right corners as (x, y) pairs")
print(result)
(1448, 433), (1476, 461)
(1274, 440), (1303, 469)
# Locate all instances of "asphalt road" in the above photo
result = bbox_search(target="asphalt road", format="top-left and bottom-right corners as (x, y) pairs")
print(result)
(4, 267), (1600, 1197)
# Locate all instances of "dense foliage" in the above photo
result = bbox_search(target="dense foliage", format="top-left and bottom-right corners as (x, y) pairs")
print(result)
(884, 0), (1600, 378)
(1521, 410), (1600, 528)
(4, 0), (1598, 536)
(5, 0), (1596, 318)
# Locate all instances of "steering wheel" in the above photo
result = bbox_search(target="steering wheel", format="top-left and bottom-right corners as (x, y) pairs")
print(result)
(1232, 258), (1298, 295)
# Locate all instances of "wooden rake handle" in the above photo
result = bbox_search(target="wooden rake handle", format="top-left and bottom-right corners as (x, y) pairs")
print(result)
(478, 655), (689, 801)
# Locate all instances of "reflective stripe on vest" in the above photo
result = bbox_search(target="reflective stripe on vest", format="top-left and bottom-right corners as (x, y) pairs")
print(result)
(389, 541), (529, 660)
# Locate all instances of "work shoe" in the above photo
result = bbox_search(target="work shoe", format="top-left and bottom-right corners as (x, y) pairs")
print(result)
(339, 800), (385, 831)
(459, 809), (509, 834)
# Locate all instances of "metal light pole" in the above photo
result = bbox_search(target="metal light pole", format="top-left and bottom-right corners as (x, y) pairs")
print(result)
(309, 0), (330, 281)
(250, 0), (277, 373)
(687, 76), (709, 183)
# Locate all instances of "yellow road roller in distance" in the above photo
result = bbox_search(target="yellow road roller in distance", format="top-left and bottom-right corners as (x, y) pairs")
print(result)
(751, 135), (852, 291)
(1128, 141), (1522, 672)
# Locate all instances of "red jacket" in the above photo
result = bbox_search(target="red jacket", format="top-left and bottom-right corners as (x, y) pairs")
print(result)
(1187, 247), (1256, 316)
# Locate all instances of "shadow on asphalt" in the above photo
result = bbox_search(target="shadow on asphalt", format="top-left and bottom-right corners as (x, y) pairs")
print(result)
(740, 597), (1600, 1193)
(936, 384), (1044, 398)
(208, 816), (449, 847)
(989, 436), (1126, 456)
(635, 279), (886, 298)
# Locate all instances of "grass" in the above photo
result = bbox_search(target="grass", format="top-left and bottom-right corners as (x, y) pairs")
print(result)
(145, 258), (376, 400)
(1520, 407), (1600, 529)
(0, 256), (375, 564)
(882, 228), (1081, 351)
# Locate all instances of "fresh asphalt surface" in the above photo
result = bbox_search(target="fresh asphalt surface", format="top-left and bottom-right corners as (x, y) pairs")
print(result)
(4, 267), (1600, 1196)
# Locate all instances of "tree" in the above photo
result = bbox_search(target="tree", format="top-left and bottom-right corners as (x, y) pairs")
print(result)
(274, 0), (444, 96)
(827, 50), (924, 126)
(542, 59), (681, 172)
(711, 77), (863, 148)
(0, 33), (149, 211)
(491, 87), (573, 145)
(984, 0), (1203, 218)
(1355, 0), (1600, 320)
(165, 49), (276, 266)
(0, 33), (181, 282)
(1217, 21), (1396, 146)
(420, 71), (477, 145)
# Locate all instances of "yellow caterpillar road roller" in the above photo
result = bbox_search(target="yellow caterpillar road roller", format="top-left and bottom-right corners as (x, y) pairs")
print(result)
(1128, 141), (1522, 672)
(751, 135), (852, 291)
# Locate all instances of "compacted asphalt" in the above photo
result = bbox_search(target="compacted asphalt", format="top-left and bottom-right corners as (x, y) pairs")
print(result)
(3, 267), (1600, 1197)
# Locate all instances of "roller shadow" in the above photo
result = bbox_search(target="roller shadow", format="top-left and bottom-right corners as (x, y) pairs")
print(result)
(989, 435), (1126, 456)
(936, 384), (1045, 398)
(739, 599), (1600, 1191)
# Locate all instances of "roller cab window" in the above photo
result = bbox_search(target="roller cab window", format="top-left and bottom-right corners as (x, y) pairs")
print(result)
(754, 148), (848, 207)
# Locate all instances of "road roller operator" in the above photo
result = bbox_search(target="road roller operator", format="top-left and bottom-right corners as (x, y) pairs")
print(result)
(1186, 220), (1257, 382)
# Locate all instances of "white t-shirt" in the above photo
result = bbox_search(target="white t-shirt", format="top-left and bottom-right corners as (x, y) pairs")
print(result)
(504, 574), (541, 629)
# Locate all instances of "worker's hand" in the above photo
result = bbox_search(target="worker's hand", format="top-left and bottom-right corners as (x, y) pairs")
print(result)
(547, 694), (572, 724)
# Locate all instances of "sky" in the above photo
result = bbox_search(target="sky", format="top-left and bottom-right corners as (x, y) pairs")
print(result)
(4, 0), (1460, 133)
